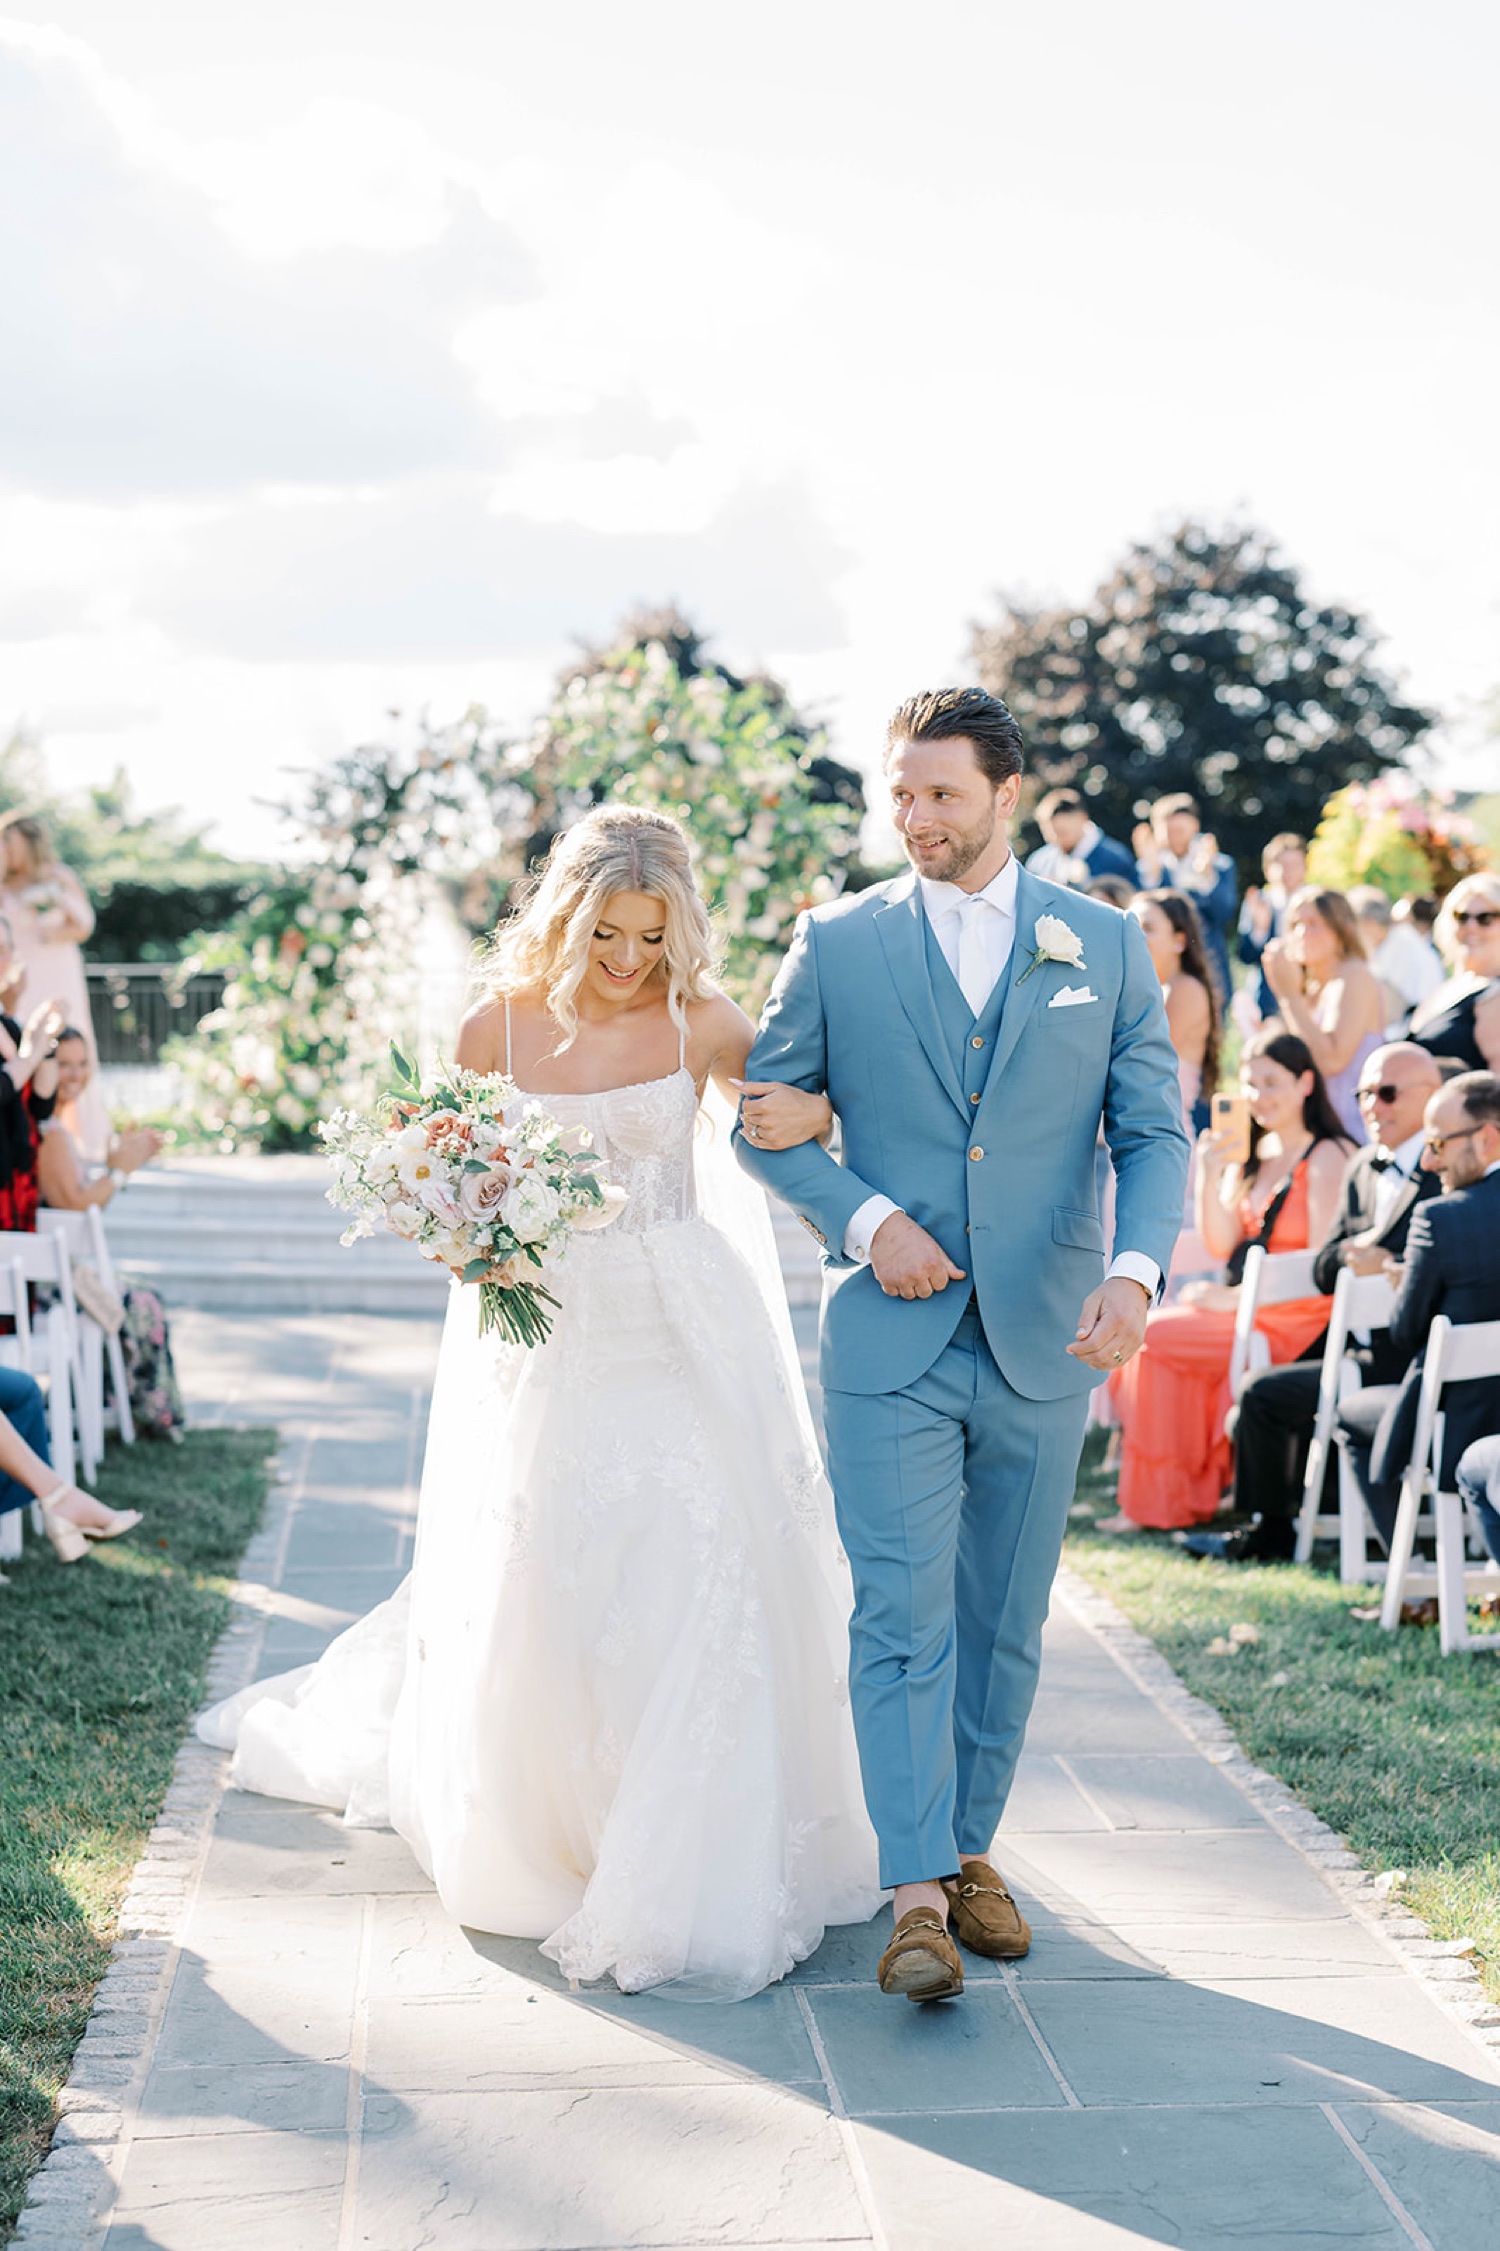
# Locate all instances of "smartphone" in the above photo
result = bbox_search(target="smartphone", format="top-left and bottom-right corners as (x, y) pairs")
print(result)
(1210, 1092), (1251, 1165)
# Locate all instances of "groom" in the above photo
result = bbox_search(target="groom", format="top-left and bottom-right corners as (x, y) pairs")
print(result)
(735, 688), (1188, 1999)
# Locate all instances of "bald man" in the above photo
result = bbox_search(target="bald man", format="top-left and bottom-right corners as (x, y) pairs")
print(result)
(1184, 1042), (1443, 1563)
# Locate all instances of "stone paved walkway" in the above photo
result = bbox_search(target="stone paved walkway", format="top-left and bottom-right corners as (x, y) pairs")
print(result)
(53, 1310), (1500, 2248)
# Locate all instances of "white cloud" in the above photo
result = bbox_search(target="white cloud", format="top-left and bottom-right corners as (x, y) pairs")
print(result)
(142, 476), (849, 661)
(0, 35), (529, 496)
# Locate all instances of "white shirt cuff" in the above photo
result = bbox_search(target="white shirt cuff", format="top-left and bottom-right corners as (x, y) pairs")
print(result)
(844, 1194), (902, 1263)
(1109, 1251), (1162, 1301)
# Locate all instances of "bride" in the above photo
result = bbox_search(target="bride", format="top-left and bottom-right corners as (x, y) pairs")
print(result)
(200, 806), (882, 1999)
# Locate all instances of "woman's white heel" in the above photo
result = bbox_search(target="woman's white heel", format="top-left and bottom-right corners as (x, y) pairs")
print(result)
(38, 1484), (143, 1559)
(39, 1500), (89, 1563)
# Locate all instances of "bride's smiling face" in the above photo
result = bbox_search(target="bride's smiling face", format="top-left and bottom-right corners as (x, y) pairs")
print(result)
(585, 890), (668, 1006)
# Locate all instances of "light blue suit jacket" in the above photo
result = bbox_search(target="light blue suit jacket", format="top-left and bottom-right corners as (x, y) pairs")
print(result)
(735, 866), (1189, 1401)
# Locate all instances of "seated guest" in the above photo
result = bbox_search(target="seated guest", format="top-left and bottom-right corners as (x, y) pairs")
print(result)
(1408, 874), (1500, 1072)
(0, 913), (63, 1232)
(38, 1029), (161, 1212)
(1183, 1042), (1443, 1561)
(1026, 788), (1136, 889)
(39, 1030), (182, 1441)
(1131, 890), (1219, 1126)
(1237, 833), (1307, 1021)
(1455, 1436), (1500, 1568)
(0, 1363), (141, 1578)
(1350, 887), (1445, 1032)
(1132, 795), (1237, 1003)
(1099, 1027), (1351, 1531)
(1336, 1071), (1500, 1551)
(1132, 885), (1219, 1168)
(1260, 887), (1387, 1140)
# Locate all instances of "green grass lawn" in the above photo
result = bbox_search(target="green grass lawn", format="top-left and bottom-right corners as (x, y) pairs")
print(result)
(0, 1427), (276, 2240)
(1065, 1427), (1500, 2005)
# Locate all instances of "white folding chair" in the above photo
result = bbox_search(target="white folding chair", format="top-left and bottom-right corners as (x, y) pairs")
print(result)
(1378, 1316), (1500, 1653)
(1295, 1266), (1399, 1579)
(0, 1229), (93, 1487)
(39, 1206), (134, 1452)
(0, 1254), (35, 1561)
(1228, 1246), (1321, 1402)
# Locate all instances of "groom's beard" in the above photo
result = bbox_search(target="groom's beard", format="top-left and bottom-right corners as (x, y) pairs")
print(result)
(902, 807), (997, 885)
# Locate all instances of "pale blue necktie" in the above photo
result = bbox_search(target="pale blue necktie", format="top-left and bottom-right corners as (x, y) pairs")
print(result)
(955, 895), (995, 1017)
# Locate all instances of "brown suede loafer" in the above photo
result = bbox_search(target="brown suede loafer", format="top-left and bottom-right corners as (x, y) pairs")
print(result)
(876, 1909), (965, 2001)
(941, 1860), (1032, 1959)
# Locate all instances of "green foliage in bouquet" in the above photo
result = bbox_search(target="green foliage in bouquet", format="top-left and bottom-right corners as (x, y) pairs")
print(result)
(519, 607), (865, 1009)
(1307, 773), (1490, 901)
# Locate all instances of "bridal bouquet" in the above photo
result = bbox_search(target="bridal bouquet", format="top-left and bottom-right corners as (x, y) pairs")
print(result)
(322, 1046), (627, 1345)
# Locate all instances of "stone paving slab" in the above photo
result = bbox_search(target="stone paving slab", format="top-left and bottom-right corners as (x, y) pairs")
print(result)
(18, 1307), (1500, 2251)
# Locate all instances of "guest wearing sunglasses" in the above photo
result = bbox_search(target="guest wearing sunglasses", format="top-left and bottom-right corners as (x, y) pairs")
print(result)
(1409, 875), (1500, 1071)
(1333, 1070), (1500, 1558)
(1182, 1043), (1442, 1562)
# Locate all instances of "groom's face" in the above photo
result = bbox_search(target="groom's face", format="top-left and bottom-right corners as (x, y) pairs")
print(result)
(887, 736), (1021, 887)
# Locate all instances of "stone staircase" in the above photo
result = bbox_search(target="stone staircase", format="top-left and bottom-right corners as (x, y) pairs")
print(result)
(104, 1156), (449, 1313)
(104, 1155), (826, 1317)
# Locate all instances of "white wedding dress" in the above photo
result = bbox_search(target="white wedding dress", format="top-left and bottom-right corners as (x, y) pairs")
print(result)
(198, 1054), (882, 1999)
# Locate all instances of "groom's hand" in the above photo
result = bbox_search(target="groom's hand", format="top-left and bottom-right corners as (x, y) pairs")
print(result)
(871, 1213), (966, 1300)
(1067, 1277), (1151, 1370)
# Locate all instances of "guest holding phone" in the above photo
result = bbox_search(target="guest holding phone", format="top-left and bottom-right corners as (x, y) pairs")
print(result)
(1098, 1028), (1351, 1531)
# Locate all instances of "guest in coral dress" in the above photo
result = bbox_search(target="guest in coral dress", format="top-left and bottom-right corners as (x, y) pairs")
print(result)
(1098, 1026), (1352, 1532)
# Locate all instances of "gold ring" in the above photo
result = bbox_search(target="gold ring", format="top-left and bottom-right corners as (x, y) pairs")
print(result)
(1113, 1349), (1124, 1364)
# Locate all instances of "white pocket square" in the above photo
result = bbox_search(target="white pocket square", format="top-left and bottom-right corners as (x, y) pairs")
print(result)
(1048, 985), (1099, 1009)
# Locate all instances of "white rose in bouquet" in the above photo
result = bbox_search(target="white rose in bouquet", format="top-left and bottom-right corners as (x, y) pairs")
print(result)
(503, 1171), (563, 1242)
(415, 1173), (462, 1225)
(386, 1200), (423, 1238)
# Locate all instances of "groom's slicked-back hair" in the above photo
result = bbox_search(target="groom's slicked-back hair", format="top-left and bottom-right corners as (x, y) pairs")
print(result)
(885, 687), (1025, 787)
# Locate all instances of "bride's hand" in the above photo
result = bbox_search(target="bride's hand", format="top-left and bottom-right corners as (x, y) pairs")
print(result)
(732, 1079), (834, 1150)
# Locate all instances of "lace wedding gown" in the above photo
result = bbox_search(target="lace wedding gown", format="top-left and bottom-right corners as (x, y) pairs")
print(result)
(198, 1062), (882, 1999)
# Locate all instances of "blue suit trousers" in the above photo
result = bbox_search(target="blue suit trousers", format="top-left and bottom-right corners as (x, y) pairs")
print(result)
(822, 1302), (1089, 1889)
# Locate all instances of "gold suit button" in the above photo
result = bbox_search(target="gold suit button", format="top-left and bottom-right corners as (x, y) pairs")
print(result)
(970, 1035), (985, 1049)
(969, 1146), (984, 1162)
(970, 1091), (981, 1105)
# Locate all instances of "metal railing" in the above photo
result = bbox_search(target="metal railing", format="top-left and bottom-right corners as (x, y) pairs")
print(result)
(84, 964), (227, 1066)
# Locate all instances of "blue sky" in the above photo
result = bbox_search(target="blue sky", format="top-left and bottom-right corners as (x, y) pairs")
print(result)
(1, 1), (1495, 855)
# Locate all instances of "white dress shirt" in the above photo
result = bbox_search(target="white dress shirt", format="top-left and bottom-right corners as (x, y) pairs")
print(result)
(1026, 822), (1101, 891)
(1370, 1130), (1425, 1233)
(842, 856), (1161, 1301)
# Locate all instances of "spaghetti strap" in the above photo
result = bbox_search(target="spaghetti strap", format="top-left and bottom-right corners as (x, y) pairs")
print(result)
(504, 995), (512, 1077)
(678, 1017), (687, 1071)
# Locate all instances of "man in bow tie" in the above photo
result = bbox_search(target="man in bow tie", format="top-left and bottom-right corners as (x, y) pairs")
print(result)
(1183, 1040), (1443, 1565)
(736, 688), (1187, 2001)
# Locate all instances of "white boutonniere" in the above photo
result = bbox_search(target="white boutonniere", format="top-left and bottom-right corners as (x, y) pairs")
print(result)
(1017, 913), (1086, 985)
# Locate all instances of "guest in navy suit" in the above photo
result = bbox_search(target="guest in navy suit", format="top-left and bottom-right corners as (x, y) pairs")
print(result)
(1336, 1070), (1500, 1546)
(1026, 790), (1137, 892)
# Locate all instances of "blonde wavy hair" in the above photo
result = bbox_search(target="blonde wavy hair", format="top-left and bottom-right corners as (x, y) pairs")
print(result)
(1434, 871), (1500, 970)
(0, 812), (55, 882)
(483, 805), (719, 1046)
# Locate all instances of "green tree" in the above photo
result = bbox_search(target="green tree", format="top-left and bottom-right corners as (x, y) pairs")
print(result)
(0, 736), (264, 958)
(166, 607), (867, 1148)
(972, 523), (1436, 875)
(517, 605), (865, 1006)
